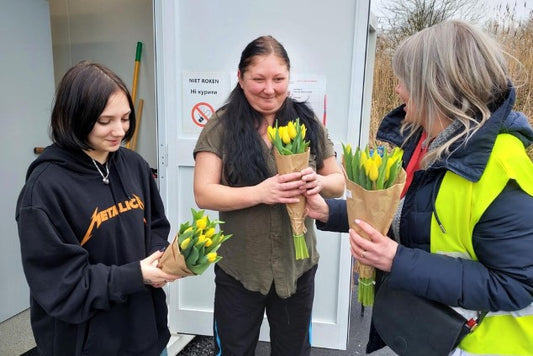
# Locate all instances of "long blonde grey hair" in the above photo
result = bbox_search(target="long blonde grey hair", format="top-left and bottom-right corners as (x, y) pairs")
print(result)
(392, 20), (510, 167)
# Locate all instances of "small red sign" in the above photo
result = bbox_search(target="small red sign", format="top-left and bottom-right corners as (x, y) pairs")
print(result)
(191, 102), (214, 127)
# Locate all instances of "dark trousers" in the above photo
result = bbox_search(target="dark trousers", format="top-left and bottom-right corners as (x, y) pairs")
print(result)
(213, 264), (317, 356)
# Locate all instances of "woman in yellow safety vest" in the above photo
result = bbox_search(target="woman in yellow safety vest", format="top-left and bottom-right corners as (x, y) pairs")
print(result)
(307, 20), (533, 355)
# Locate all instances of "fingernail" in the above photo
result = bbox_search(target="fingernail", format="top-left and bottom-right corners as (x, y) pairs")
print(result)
(355, 219), (360, 224)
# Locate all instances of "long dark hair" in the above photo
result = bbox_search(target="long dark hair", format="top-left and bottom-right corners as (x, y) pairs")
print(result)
(50, 61), (136, 151)
(220, 36), (324, 186)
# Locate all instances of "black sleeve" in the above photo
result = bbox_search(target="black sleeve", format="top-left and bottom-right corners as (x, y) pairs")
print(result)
(316, 199), (350, 233)
(147, 167), (171, 253)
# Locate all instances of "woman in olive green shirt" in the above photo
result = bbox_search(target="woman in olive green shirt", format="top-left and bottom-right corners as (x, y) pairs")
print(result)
(193, 35), (344, 356)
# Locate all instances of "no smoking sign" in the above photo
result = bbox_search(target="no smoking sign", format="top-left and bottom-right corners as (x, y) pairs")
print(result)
(191, 102), (215, 127)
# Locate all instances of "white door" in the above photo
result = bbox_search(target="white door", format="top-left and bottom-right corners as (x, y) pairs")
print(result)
(154, 0), (372, 350)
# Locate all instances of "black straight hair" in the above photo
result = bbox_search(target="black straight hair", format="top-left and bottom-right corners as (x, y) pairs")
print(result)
(219, 36), (324, 186)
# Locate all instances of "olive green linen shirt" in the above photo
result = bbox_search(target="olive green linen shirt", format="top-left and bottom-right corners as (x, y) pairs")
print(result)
(193, 115), (336, 298)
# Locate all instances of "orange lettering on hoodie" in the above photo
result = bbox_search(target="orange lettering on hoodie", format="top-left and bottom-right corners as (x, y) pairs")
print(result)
(81, 195), (145, 246)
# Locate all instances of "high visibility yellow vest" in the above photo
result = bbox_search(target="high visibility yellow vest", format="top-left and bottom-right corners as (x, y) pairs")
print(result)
(431, 134), (533, 355)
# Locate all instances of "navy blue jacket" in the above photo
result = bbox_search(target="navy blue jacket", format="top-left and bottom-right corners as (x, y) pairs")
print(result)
(317, 88), (533, 351)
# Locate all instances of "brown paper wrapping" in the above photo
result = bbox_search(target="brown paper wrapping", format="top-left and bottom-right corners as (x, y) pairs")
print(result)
(158, 234), (195, 277)
(345, 169), (406, 278)
(273, 149), (310, 235)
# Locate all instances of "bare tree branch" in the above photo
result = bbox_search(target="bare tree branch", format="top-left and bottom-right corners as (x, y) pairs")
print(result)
(376, 0), (483, 47)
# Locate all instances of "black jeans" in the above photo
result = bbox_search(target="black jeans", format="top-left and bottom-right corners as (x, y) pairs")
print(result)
(213, 264), (317, 356)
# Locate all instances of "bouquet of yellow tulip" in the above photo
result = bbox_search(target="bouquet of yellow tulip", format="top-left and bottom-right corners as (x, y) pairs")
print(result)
(159, 208), (232, 276)
(267, 118), (311, 260)
(267, 118), (310, 155)
(342, 144), (406, 306)
(343, 145), (404, 190)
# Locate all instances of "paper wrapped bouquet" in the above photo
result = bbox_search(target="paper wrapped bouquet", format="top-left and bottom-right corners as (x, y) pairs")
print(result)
(342, 144), (406, 306)
(159, 208), (231, 276)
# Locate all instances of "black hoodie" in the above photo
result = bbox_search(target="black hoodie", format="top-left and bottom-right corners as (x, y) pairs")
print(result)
(16, 144), (171, 356)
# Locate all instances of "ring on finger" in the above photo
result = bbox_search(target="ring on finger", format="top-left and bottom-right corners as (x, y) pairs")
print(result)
(361, 250), (366, 259)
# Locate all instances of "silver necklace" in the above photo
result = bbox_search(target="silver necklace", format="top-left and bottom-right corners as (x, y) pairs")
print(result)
(91, 158), (110, 184)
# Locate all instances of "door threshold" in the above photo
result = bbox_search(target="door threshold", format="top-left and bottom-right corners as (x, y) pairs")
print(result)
(167, 333), (195, 356)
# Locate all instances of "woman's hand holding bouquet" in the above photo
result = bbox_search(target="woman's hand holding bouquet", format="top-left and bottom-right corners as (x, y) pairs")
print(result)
(159, 208), (232, 276)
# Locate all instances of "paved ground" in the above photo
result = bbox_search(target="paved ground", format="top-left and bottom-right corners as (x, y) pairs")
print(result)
(177, 287), (396, 356)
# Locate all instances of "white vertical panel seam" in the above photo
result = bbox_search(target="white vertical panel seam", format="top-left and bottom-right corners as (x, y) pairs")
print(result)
(346, 1), (372, 147)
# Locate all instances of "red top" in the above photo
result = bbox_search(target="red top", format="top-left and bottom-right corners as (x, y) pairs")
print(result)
(401, 131), (428, 198)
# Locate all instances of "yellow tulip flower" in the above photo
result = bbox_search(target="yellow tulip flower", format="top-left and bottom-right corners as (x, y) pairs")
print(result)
(280, 126), (291, 144)
(205, 227), (215, 239)
(360, 150), (368, 167)
(196, 234), (206, 244)
(207, 252), (218, 263)
(195, 215), (208, 230)
(345, 144), (352, 154)
(267, 126), (276, 142)
(372, 151), (382, 168)
(180, 237), (191, 250)
(368, 160), (379, 182)
(364, 158), (371, 176)
(288, 121), (297, 139)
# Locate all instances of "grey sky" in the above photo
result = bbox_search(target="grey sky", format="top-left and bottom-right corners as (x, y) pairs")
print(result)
(370, 0), (533, 22)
